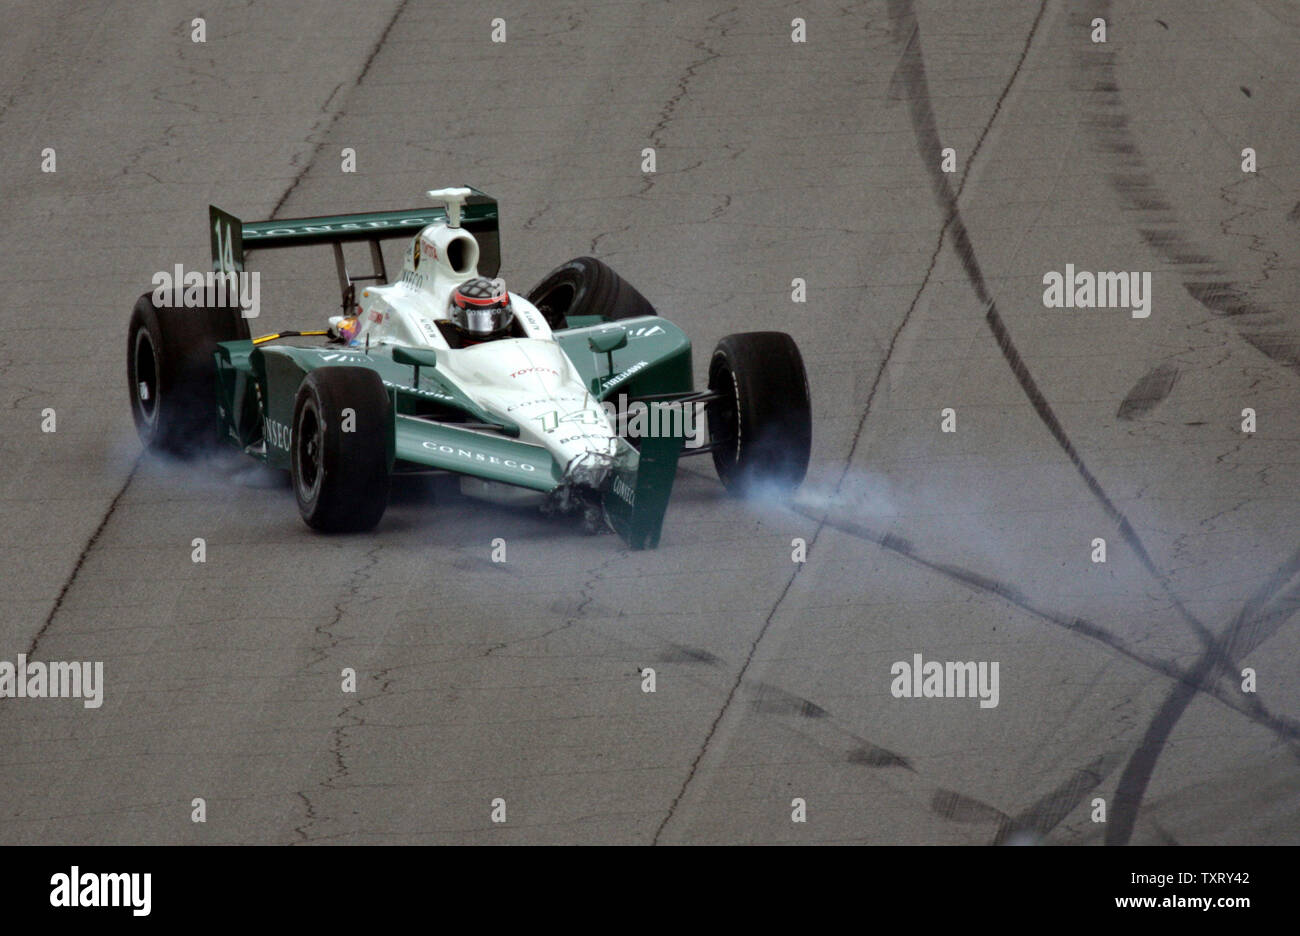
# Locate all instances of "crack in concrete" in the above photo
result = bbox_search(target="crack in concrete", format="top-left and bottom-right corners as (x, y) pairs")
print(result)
(652, 0), (1053, 845)
(259, 0), (412, 237)
(638, 6), (735, 197)
(484, 550), (623, 657)
(292, 543), (384, 842)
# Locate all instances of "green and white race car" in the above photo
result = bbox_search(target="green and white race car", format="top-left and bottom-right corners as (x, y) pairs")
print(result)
(126, 187), (810, 549)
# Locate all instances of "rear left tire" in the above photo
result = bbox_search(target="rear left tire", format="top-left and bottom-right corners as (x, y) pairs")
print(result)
(127, 292), (250, 456)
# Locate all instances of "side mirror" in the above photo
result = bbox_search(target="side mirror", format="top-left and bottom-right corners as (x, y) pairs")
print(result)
(392, 346), (441, 387)
(392, 346), (441, 368)
(589, 328), (628, 382)
(588, 329), (628, 354)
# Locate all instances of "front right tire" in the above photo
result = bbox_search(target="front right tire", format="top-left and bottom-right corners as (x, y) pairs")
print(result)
(707, 331), (811, 495)
(525, 256), (657, 329)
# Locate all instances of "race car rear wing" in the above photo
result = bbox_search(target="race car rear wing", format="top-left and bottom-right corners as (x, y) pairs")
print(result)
(208, 187), (500, 311)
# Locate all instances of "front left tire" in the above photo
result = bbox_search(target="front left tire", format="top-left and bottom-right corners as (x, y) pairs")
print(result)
(291, 367), (392, 532)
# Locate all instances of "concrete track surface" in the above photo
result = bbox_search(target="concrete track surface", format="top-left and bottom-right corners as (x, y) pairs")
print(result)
(1, 0), (1297, 845)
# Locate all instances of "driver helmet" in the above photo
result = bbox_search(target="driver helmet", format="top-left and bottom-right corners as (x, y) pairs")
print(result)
(450, 277), (514, 342)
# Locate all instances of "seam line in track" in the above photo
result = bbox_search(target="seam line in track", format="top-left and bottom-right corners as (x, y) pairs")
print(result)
(651, 1), (1048, 844)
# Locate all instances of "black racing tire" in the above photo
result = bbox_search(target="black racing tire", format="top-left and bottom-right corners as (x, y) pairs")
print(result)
(127, 292), (250, 456)
(290, 367), (391, 533)
(707, 332), (811, 495)
(525, 256), (657, 330)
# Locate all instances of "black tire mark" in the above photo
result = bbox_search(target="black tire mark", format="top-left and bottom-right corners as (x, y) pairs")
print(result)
(932, 754), (1124, 845)
(794, 504), (1300, 747)
(879, 0), (1300, 844)
(1075, 0), (1300, 843)
(744, 678), (918, 773)
(1080, 0), (1300, 376)
(810, 498), (1300, 842)
(1117, 361), (1178, 420)
(885, 0), (1221, 655)
(849, 745), (912, 769)
(1107, 546), (1300, 844)
(656, 644), (722, 666)
(1184, 283), (1300, 372)
(932, 788), (1008, 824)
(749, 682), (828, 718)
(993, 752), (1124, 845)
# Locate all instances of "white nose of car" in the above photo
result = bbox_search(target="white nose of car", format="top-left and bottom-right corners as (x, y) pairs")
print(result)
(440, 337), (624, 486)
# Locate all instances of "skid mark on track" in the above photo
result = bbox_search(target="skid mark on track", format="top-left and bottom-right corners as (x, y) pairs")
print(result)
(1073, 0), (1300, 843)
(848, 745), (912, 770)
(1116, 361), (1179, 420)
(795, 505), (1300, 747)
(656, 643), (722, 666)
(746, 679), (917, 774)
(803, 498), (1300, 845)
(749, 682), (829, 719)
(1107, 547), (1300, 844)
(1079, 0), (1300, 377)
(933, 751), (1123, 844)
(731, 674), (1120, 839)
(881, 0), (1300, 842)
(932, 788), (1007, 824)
(992, 752), (1124, 845)
(883, 0), (1217, 656)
